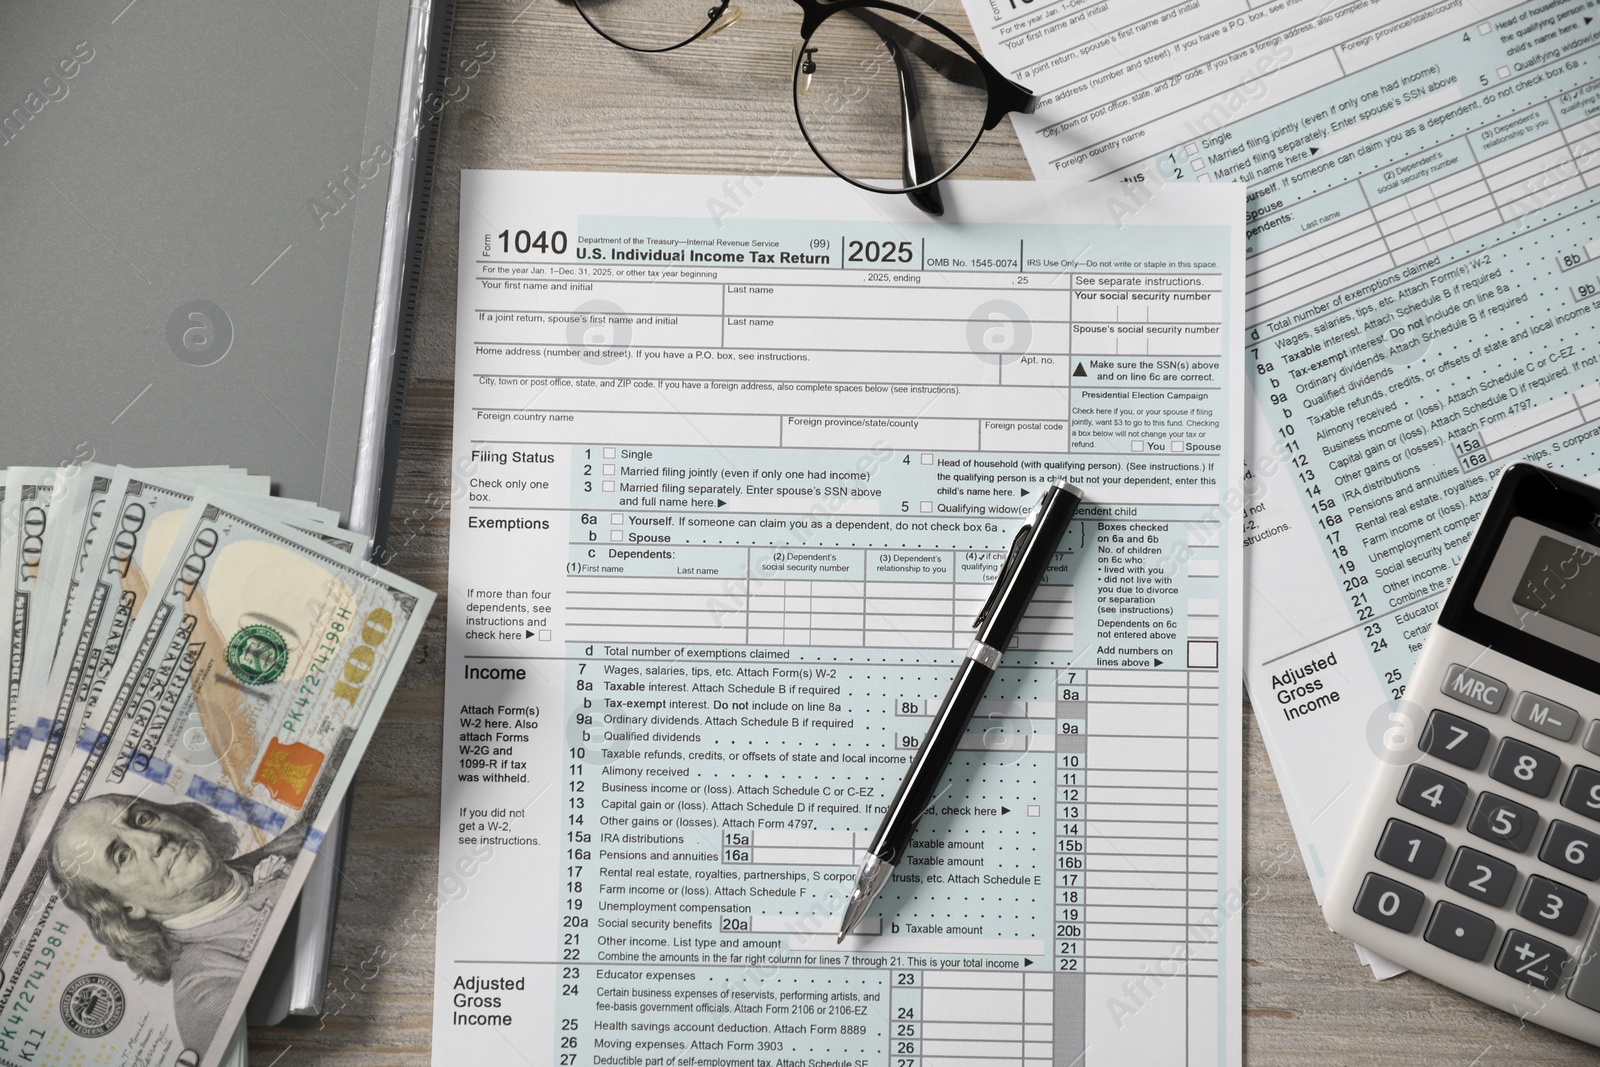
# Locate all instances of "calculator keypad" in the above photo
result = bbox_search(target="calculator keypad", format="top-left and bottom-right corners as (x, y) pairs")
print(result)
(1344, 651), (1600, 1032)
(1467, 792), (1540, 853)
(1375, 818), (1446, 879)
(1424, 901), (1496, 961)
(1419, 709), (1489, 771)
(1495, 929), (1567, 990)
(1515, 875), (1588, 937)
(1488, 737), (1561, 798)
(1539, 820), (1600, 881)
(1397, 764), (1468, 824)
(1447, 847), (1517, 907)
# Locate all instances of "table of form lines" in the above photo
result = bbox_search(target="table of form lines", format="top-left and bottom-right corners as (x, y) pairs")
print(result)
(433, 171), (1246, 1067)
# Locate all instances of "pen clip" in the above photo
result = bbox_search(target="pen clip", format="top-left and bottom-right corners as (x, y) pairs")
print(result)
(972, 520), (1034, 629)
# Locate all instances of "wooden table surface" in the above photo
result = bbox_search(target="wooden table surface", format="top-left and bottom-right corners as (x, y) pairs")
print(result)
(245, 2), (1599, 1062)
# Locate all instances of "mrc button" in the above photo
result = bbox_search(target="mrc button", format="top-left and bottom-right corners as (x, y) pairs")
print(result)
(1512, 692), (1579, 742)
(1441, 664), (1507, 713)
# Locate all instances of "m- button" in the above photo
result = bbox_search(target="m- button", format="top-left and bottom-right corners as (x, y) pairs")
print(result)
(1511, 692), (1579, 742)
(1441, 664), (1507, 714)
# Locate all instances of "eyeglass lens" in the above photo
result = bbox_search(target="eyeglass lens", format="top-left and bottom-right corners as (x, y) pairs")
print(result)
(794, 9), (989, 192)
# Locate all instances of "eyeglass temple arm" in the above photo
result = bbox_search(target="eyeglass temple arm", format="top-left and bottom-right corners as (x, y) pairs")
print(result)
(844, 6), (1037, 122)
(884, 38), (944, 216)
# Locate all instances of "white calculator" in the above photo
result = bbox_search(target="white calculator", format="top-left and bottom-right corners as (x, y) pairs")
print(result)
(1326, 463), (1600, 1045)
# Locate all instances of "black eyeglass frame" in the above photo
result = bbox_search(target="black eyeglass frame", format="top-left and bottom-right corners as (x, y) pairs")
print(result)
(570, 0), (1038, 198)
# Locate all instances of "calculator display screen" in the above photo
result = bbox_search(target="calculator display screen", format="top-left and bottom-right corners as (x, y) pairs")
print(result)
(1513, 535), (1600, 636)
(1455, 468), (1600, 692)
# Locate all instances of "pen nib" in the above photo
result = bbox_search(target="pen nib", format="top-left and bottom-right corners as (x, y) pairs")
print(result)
(836, 854), (893, 943)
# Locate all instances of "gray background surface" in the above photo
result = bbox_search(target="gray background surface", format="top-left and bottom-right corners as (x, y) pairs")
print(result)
(0, 0), (410, 515)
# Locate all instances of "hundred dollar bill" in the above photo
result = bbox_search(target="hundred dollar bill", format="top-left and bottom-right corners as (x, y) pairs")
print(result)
(0, 463), (135, 771)
(0, 477), (10, 797)
(0, 470), (223, 867)
(21, 468), (276, 676)
(9, 465), (116, 734)
(2, 464), (219, 720)
(0, 463), (112, 803)
(0, 470), (356, 881)
(0, 467), (114, 850)
(0, 469), (68, 780)
(0, 491), (431, 1067)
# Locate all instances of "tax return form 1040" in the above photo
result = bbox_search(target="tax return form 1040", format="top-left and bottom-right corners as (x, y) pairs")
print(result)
(962, 0), (1600, 959)
(430, 171), (1248, 1066)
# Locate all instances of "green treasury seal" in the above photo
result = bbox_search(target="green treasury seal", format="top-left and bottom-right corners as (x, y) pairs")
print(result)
(227, 624), (289, 684)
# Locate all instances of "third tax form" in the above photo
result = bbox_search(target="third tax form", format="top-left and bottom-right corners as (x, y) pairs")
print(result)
(963, 0), (1600, 923)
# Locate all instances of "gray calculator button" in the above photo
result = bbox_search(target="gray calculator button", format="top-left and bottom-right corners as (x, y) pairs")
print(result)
(1441, 664), (1508, 713)
(1375, 818), (1446, 878)
(1515, 874), (1588, 937)
(1585, 720), (1600, 758)
(1397, 764), (1469, 825)
(1353, 872), (1424, 933)
(1467, 791), (1539, 853)
(1566, 912), (1600, 1012)
(1562, 766), (1600, 824)
(1488, 737), (1561, 799)
(1540, 820), (1600, 881)
(1447, 846), (1517, 907)
(1424, 901), (1496, 961)
(1512, 692), (1579, 741)
(1419, 709), (1489, 771)
(1496, 929), (1568, 990)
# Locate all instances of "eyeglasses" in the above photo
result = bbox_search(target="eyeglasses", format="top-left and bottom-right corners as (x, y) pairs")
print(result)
(569, 0), (1037, 216)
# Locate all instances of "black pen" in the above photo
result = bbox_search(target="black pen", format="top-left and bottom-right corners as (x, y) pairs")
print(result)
(837, 479), (1083, 941)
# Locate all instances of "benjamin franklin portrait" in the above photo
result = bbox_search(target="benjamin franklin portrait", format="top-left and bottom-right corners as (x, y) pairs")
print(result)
(48, 793), (304, 1053)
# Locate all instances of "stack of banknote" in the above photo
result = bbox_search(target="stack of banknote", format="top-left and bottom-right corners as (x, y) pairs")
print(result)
(0, 464), (432, 1066)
